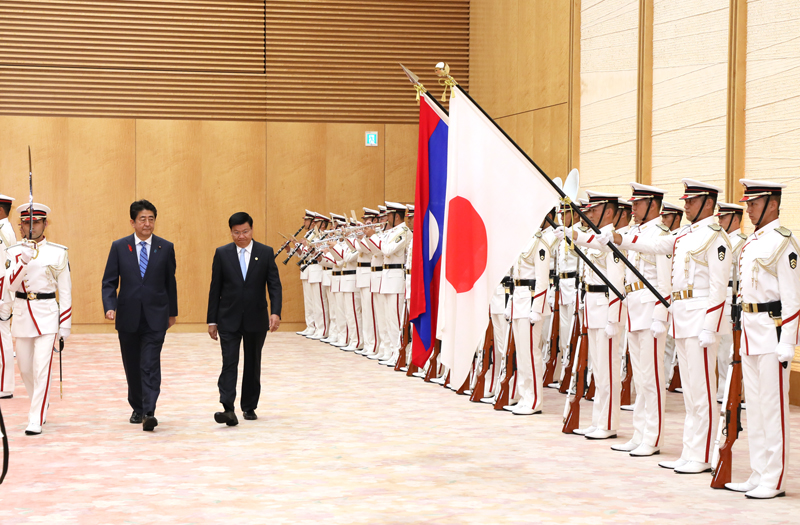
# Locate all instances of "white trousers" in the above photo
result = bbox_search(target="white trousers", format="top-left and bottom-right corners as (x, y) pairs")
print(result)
(16, 334), (58, 428)
(360, 287), (378, 354)
(489, 313), (509, 396)
(512, 318), (544, 412)
(717, 333), (733, 402)
(628, 329), (666, 447)
(742, 353), (791, 491)
(301, 279), (314, 331)
(664, 334), (677, 382)
(311, 283), (329, 338)
(325, 286), (337, 339)
(382, 293), (403, 358)
(588, 327), (621, 431)
(675, 336), (718, 463)
(334, 291), (348, 344)
(557, 303), (576, 384)
(343, 291), (362, 348)
(0, 303), (14, 395)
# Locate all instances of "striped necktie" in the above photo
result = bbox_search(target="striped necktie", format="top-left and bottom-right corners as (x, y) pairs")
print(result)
(139, 241), (148, 278)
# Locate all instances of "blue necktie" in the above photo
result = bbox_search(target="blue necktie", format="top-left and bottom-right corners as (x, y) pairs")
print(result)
(139, 241), (148, 278)
(239, 248), (247, 279)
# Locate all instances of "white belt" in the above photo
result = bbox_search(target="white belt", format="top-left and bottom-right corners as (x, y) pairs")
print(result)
(671, 287), (709, 301)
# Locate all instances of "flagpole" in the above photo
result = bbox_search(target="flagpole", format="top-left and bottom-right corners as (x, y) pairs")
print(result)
(451, 83), (668, 308)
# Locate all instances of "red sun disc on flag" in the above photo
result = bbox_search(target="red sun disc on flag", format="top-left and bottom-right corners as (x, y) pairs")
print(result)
(445, 196), (488, 293)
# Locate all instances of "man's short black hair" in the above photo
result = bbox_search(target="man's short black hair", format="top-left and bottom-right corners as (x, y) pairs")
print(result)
(229, 212), (253, 229)
(130, 200), (157, 221)
(393, 209), (406, 220)
(0, 202), (10, 216)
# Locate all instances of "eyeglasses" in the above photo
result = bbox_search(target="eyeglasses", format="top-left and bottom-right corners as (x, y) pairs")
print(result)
(232, 229), (251, 238)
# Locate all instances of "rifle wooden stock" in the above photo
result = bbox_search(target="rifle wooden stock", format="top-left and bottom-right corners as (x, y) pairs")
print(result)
(543, 288), (561, 385)
(559, 310), (580, 394)
(442, 369), (451, 388)
(585, 375), (596, 401)
(562, 314), (588, 434)
(423, 340), (441, 382)
(455, 373), (470, 394)
(470, 322), (495, 402)
(620, 347), (633, 406)
(493, 329), (517, 410)
(667, 360), (682, 392)
(394, 305), (411, 372)
(711, 328), (743, 489)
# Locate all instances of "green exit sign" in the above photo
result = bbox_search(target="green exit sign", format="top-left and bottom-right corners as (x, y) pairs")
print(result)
(365, 131), (378, 147)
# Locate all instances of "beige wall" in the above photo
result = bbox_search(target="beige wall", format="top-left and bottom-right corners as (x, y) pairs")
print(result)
(0, 117), (417, 332)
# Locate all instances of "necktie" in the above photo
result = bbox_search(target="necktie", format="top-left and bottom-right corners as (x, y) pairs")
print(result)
(139, 241), (148, 278)
(239, 248), (247, 279)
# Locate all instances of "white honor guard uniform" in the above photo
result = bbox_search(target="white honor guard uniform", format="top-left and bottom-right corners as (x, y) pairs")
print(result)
(306, 215), (329, 340)
(402, 205), (414, 369)
(354, 208), (379, 356)
(0, 194), (18, 398)
(715, 203), (746, 402)
(539, 222), (558, 376)
(725, 180), (800, 499)
(660, 202), (684, 382)
(298, 210), (317, 336)
(364, 206), (388, 359)
(618, 180), (731, 474)
(378, 203), (411, 366)
(7, 204), (72, 435)
(339, 220), (363, 351)
(505, 231), (551, 415)
(482, 273), (511, 402)
(323, 215), (348, 347)
(554, 203), (579, 388)
(610, 184), (672, 456)
(570, 192), (626, 439)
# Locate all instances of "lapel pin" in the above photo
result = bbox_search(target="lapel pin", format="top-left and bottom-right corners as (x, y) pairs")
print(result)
(255, 257), (259, 261)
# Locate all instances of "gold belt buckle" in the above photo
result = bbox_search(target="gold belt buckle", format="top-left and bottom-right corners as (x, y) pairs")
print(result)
(27, 292), (37, 300)
(625, 284), (632, 294)
(742, 303), (752, 313)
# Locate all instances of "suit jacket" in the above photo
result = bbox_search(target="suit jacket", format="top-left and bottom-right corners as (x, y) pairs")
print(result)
(102, 234), (178, 333)
(207, 241), (282, 333)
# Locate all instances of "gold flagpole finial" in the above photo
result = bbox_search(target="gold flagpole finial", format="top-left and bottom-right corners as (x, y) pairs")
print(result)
(435, 62), (458, 102)
(399, 63), (427, 104)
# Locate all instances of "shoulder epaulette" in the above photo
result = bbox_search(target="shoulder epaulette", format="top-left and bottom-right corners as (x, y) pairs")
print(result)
(776, 226), (792, 237)
(47, 242), (68, 250)
(535, 231), (542, 238)
(737, 232), (747, 240)
(578, 226), (589, 233)
(708, 223), (722, 231)
(656, 223), (669, 232)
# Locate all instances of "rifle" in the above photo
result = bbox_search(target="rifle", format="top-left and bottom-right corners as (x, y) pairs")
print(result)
(585, 375), (596, 401)
(423, 340), (442, 382)
(455, 369), (471, 395)
(620, 346), (633, 406)
(562, 308), (588, 433)
(394, 305), (411, 372)
(543, 284), (561, 385)
(0, 402), (7, 484)
(558, 301), (580, 394)
(275, 224), (305, 259)
(493, 328), (517, 410)
(470, 321), (494, 402)
(667, 350), (682, 392)
(711, 281), (743, 488)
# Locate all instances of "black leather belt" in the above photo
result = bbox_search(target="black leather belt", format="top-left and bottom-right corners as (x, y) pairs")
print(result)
(741, 301), (781, 317)
(584, 284), (608, 293)
(358, 262), (371, 267)
(341, 270), (356, 275)
(332, 271), (342, 276)
(16, 292), (56, 300)
(728, 280), (733, 288)
(371, 267), (383, 272)
(559, 271), (577, 279)
(549, 270), (557, 278)
(514, 279), (536, 287)
(501, 276), (513, 285)
(384, 264), (404, 269)
(405, 269), (411, 275)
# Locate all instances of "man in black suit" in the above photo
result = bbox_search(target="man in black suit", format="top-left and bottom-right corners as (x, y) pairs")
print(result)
(102, 200), (178, 432)
(207, 212), (282, 426)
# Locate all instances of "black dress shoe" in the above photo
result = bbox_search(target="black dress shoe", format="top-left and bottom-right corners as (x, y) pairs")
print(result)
(129, 411), (143, 424)
(142, 415), (158, 431)
(242, 410), (257, 420)
(214, 410), (238, 426)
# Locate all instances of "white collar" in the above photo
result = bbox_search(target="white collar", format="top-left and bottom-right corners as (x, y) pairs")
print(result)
(238, 240), (253, 253)
(135, 234), (152, 245)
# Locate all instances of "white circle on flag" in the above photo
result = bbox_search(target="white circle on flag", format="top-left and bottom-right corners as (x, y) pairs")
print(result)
(428, 210), (439, 261)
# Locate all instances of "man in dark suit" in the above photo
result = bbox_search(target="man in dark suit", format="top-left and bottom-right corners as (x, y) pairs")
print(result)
(207, 212), (282, 426)
(102, 200), (178, 432)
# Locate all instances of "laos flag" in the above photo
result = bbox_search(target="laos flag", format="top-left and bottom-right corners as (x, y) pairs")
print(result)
(409, 93), (449, 367)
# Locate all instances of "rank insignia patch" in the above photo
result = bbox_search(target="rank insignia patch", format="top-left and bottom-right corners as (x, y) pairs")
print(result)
(790, 252), (797, 269)
(717, 246), (726, 261)
(613, 254), (620, 263)
(666, 254), (672, 259)
(539, 249), (545, 261)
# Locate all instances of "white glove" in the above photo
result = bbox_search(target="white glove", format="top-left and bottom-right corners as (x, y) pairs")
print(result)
(596, 231), (613, 246)
(650, 320), (667, 338)
(59, 327), (70, 341)
(604, 322), (619, 339)
(19, 243), (36, 264)
(529, 310), (542, 325)
(554, 226), (565, 241)
(503, 303), (512, 322)
(548, 292), (555, 309)
(776, 342), (796, 364)
(698, 329), (717, 348)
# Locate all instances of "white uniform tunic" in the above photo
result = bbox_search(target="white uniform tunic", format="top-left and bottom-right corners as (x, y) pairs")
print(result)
(365, 230), (387, 358)
(737, 220), (800, 493)
(0, 217), (18, 396)
(717, 229), (746, 401)
(7, 239), (72, 431)
(379, 223), (411, 360)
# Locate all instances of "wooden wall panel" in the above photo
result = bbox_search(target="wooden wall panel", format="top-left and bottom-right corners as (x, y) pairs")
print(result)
(0, 117), (135, 327)
(384, 124), (418, 204)
(325, 123), (385, 216)
(134, 120), (267, 325)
